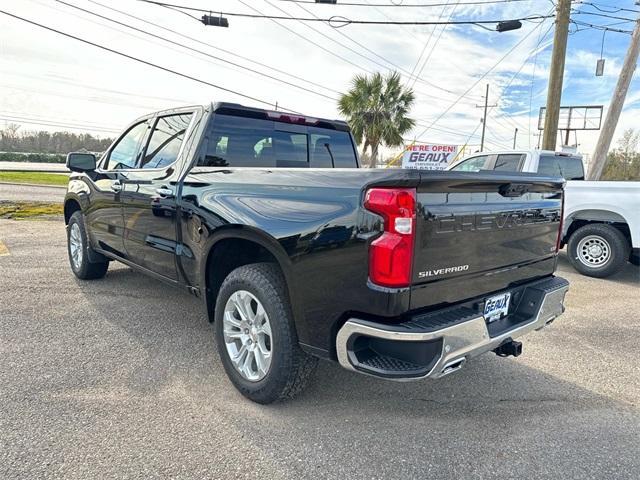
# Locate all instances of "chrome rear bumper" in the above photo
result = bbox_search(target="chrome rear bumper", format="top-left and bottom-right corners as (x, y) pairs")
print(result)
(336, 276), (569, 381)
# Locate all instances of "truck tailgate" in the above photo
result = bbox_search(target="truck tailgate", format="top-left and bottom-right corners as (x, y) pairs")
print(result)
(410, 172), (564, 310)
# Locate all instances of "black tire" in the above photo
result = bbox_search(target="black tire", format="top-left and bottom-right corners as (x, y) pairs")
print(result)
(214, 263), (318, 404)
(567, 223), (629, 278)
(67, 211), (109, 280)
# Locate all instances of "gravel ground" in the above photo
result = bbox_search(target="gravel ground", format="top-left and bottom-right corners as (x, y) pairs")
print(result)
(0, 218), (638, 480)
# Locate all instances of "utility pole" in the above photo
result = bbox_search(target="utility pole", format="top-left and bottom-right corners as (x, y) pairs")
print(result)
(513, 128), (518, 149)
(541, 0), (572, 151)
(588, 18), (640, 180)
(476, 84), (496, 151)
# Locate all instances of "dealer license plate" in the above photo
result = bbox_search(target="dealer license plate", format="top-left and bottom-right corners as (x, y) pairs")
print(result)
(484, 292), (511, 323)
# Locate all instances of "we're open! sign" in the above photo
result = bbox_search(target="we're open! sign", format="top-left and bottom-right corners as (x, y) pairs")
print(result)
(401, 144), (459, 171)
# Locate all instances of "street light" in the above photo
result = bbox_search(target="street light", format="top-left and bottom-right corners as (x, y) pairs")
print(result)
(496, 20), (523, 32)
(473, 20), (522, 32)
(201, 14), (229, 28)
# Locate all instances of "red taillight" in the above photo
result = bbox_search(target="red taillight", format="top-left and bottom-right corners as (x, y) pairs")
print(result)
(364, 187), (416, 288)
(556, 192), (565, 252)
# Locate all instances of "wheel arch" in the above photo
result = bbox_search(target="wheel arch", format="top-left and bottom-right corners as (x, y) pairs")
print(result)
(63, 196), (83, 225)
(200, 226), (296, 324)
(563, 209), (631, 247)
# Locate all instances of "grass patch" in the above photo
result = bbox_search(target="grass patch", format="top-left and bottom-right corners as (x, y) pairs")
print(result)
(0, 171), (68, 187)
(0, 201), (63, 220)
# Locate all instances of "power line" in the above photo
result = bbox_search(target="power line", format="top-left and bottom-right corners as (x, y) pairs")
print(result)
(0, 114), (121, 134)
(134, 0), (553, 26)
(81, 0), (466, 110)
(528, 13), (547, 148)
(579, 2), (640, 15)
(408, 0), (460, 90)
(235, 0), (379, 82)
(264, 0), (480, 142)
(276, 0), (532, 6)
(406, 0), (452, 89)
(0, 9), (301, 113)
(238, 0), (475, 105)
(52, 0), (339, 102)
(414, 17), (546, 140)
(362, 0), (471, 87)
(84, 0), (343, 97)
(460, 13), (554, 136)
(282, 0), (478, 100)
(570, 20), (634, 35)
(0, 79), (189, 109)
(572, 10), (638, 23)
(0, 110), (121, 130)
(261, 0), (399, 76)
(483, 19), (555, 141)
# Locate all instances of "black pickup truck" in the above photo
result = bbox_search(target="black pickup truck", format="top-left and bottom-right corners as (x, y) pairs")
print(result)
(64, 102), (569, 403)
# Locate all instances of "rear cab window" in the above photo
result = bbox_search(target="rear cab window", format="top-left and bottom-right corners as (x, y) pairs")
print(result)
(492, 153), (525, 172)
(198, 114), (358, 168)
(538, 154), (585, 180)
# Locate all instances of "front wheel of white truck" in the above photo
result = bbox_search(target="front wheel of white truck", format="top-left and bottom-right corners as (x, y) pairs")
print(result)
(214, 263), (318, 404)
(567, 223), (629, 278)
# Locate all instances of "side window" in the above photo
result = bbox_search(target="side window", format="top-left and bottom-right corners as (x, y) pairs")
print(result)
(105, 121), (149, 170)
(451, 155), (488, 172)
(493, 154), (525, 172)
(141, 113), (193, 169)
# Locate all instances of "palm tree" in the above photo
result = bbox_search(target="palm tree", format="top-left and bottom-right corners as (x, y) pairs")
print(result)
(338, 71), (415, 167)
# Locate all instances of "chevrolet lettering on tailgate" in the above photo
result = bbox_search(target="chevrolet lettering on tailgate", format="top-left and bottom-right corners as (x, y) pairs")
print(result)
(435, 209), (558, 234)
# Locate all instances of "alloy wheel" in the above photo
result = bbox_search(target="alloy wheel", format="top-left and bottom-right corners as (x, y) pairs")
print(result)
(223, 290), (273, 382)
(69, 222), (83, 270)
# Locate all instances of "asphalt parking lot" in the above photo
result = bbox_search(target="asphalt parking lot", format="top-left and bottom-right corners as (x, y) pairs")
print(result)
(1, 217), (639, 479)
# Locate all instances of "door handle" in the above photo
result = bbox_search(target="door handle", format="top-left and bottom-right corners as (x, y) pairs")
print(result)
(110, 181), (122, 193)
(155, 187), (174, 198)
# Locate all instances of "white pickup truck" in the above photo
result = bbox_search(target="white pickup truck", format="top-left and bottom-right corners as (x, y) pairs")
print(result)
(448, 150), (639, 278)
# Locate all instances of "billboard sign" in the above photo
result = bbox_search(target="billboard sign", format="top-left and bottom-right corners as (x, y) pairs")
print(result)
(538, 105), (603, 131)
(401, 144), (459, 170)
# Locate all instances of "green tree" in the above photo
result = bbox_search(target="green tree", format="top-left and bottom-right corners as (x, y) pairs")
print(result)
(338, 71), (415, 167)
(601, 128), (640, 181)
(0, 125), (113, 156)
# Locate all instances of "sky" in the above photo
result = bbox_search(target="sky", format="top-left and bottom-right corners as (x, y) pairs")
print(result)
(0, 0), (638, 162)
